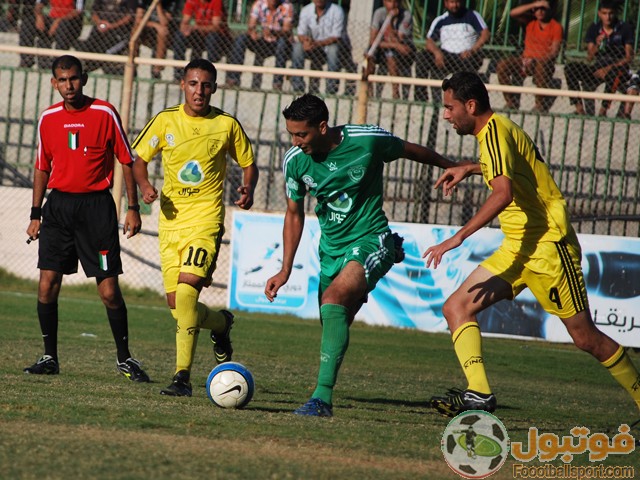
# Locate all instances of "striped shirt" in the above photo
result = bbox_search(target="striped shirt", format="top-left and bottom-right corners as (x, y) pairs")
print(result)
(476, 113), (571, 243)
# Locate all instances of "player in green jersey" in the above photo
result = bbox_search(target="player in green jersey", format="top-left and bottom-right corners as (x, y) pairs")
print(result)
(264, 93), (457, 417)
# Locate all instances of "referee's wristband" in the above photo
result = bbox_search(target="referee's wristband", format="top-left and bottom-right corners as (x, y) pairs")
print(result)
(30, 207), (42, 220)
(128, 204), (140, 212)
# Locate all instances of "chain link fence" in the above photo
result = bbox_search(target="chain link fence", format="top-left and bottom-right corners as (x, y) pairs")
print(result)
(0, 0), (639, 307)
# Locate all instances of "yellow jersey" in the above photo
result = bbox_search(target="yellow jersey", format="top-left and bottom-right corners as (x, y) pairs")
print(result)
(476, 113), (572, 243)
(132, 104), (254, 230)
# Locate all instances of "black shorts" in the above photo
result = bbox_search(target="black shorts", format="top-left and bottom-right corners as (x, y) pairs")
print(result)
(38, 189), (123, 278)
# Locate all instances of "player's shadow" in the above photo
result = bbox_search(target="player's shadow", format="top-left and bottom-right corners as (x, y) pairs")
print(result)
(342, 396), (431, 409)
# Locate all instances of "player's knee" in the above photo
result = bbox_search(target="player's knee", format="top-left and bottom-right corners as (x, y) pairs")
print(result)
(442, 297), (465, 324)
(569, 327), (600, 354)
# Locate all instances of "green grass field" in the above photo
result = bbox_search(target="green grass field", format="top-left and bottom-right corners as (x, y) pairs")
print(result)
(0, 271), (638, 479)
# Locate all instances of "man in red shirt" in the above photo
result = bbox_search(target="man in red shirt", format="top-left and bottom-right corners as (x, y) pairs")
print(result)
(172, 0), (232, 80)
(19, 0), (84, 69)
(496, 0), (563, 112)
(24, 55), (150, 383)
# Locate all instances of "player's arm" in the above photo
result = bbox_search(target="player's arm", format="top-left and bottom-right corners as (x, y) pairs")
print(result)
(235, 163), (259, 210)
(264, 198), (304, 302)
(26, 168), (49, 241)
(423, 175), (512, 269)
(121, 161), (142, 238)
(401, 140), (458, 169)
(433, 162), (482, 196)
(132, 156), (158, 204)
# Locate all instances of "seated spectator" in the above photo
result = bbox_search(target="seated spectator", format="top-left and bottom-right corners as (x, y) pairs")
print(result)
(290, 0), (356, 95)
(564, 0), (634, 117)
(134, 0), (181, 79)
(19, 0), (84, 69)
(172, 0), (232, 81)
(496, 0), (563, 112)
(414, 0), (489, 103)
(225, 0), (294, 90)
(82, 0), (137, 75)
(618, 71), (640, 119)
(365, 0), (415, 100)
(0, 0), (18, 32)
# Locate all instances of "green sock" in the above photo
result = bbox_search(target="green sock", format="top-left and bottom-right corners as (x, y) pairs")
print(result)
(312, 304), (350, 405)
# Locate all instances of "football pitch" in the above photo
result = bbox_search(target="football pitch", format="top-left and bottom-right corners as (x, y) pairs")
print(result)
(0, 273), (638, 479)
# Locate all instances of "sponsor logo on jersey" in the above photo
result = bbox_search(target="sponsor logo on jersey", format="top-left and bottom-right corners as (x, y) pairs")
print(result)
(287, 178), (299, 192)
(150, 135), (159, 148)
(348, 166), (365, 182)
(302, 175), (317, 188)
(327, 191), (352, 213)
(178, 160), (204, 186)
(165, 133), (175, 147)
(208, 139), (221, 158)
(327, 162), (338, 171)
(64, 123), (85, 128)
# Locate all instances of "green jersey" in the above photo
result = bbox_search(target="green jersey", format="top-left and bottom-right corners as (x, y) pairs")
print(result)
(283, 124), (404, 257)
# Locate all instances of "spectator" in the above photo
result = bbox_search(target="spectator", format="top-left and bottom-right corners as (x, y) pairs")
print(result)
(290, 0), (356, 95)
(134, 0), (181, 79)
(496, 0), (563, 112)
(365, 0), (415, 100)
(415, 0), (489, 103)
(618, 71), (640, 119)
(0, 0), (18, 32)
(19, 0), (84, 69)
(82, 0), (137, 75)
(564, 0), (634, 117)
(225, 0), (294, 90)
(172, 0), (232, 81)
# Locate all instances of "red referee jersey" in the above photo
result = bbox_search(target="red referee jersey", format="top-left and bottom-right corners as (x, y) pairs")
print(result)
(36, 97), (133, 193)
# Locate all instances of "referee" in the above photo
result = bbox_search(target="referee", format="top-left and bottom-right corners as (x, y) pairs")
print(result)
(24, 55), (150, 383)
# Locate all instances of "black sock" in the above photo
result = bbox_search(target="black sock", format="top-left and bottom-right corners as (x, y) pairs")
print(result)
(37, 301), (58, 360)
(106, 303), (131, 363)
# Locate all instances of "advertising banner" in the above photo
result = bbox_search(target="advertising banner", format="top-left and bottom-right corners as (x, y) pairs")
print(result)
(229, 211), (640, 347)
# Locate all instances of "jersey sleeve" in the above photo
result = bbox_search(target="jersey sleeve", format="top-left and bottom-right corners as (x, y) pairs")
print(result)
(108, 105), (134, 165)
(228, 118), (254, 168)
(369, 126), (405, 163)
(131, 113), (164, 163)
(35, 114), (53, 172)
(470, 11), (488, 32)
(480, 119), (517, 184)
(282, 148), (306, 202)
(584, 23), (598, 44)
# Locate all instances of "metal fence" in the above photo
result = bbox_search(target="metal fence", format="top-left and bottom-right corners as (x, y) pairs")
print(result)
(0, 0), (639, 307)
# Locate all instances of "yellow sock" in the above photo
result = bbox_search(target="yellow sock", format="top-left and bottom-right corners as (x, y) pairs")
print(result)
(601, 345), (640, 412)
(196, 304), (227, 334)
(452, 322), (491, 395)
(175, 283), (200, 373)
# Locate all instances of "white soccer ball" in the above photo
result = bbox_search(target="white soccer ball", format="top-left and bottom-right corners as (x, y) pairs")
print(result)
(206, 362), (255, 409)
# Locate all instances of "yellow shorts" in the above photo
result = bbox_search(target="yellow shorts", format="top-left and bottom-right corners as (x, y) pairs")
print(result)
(159, 223), (224, 294)
(481, 235), (589, 319)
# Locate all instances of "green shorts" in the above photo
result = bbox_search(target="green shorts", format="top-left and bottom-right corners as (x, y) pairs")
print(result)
(319, 230), (395, 295)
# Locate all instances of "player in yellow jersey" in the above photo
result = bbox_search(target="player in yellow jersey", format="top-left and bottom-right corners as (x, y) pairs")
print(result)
(423, 71), (640, 421)
(132, 59), (259, 396)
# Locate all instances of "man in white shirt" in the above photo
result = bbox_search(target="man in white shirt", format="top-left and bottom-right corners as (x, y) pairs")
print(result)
(290, 0), (355, 95)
